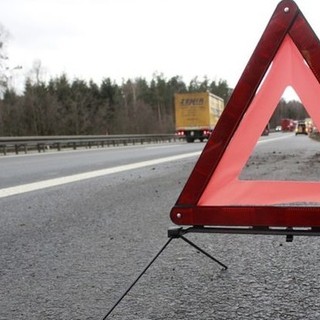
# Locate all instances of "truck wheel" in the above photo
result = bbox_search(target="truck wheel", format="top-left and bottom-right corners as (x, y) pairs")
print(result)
(186, 137), (194, 143)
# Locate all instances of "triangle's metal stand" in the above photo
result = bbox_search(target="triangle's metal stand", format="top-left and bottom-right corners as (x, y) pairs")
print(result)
(101, 226), (227, 320)
(102, 225), (320, 318)
(168, 226), (228, 270)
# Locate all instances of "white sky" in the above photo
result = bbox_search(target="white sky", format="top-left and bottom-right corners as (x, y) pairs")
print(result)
(1, 0), (320, 98)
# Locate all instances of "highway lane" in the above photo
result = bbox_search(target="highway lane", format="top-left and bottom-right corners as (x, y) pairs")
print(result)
(0, 133), (295, 192)
(0, 142), (204, 190)
(2, 133), (320, 320)
(0, 132), (313, 199)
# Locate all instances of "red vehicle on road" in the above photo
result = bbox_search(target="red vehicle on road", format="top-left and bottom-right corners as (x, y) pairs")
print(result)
(281, 118), (295, 132)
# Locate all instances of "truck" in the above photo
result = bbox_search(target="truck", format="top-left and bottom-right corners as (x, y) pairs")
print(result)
(281, 118), (296, 132)
(174, 91), (224, 143)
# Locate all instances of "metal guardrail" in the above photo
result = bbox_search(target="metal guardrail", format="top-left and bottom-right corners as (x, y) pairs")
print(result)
(0, 134), (179, 155)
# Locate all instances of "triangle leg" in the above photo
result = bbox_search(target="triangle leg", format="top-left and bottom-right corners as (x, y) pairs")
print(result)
(179, 235), (228, 270)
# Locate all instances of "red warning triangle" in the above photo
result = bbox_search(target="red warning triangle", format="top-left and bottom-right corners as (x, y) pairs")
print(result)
(170, 0), (320, 228)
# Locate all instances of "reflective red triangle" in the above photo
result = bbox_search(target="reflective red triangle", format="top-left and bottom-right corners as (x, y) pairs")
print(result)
(199, 35), (320, 206)
(171, 0), (320, 227)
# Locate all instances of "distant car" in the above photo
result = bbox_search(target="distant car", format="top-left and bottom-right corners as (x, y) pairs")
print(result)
(275, 125), (282, 132)
(295, 122), (308, 135)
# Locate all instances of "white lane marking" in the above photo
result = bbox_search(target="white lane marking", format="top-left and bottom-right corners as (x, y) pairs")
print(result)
(0, 151), (201, 199)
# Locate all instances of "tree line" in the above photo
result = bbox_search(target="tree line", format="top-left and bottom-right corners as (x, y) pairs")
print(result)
(0, 72), (310, 136)
(0, 74), (232, 136)
(269, 98), (309, 128)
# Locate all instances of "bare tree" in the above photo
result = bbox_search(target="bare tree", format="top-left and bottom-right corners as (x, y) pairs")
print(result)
(0, 24), (10, 92)
(27, 59), (46, 85)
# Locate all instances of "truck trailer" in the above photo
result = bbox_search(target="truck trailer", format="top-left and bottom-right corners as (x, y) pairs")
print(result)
(174, 91), (224, 143)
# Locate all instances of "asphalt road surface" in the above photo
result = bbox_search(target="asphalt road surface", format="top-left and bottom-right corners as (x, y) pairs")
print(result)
(1, 133), (320, 320)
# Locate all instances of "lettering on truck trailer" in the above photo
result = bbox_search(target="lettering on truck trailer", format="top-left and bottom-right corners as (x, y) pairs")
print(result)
(180, 98), (204, 106)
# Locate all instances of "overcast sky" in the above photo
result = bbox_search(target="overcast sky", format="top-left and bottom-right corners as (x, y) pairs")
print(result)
(1, 0), (320, 98)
